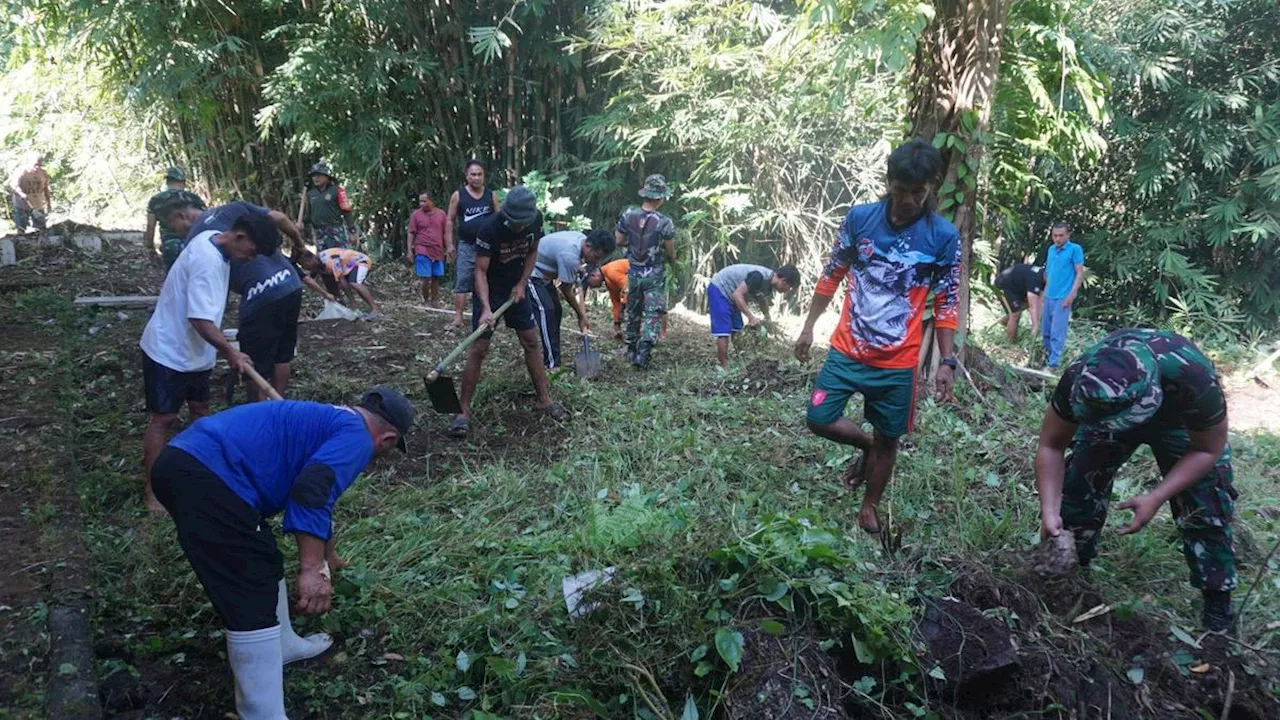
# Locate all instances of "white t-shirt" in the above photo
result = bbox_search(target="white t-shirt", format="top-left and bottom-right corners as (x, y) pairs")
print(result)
(140, 230), (231, 372)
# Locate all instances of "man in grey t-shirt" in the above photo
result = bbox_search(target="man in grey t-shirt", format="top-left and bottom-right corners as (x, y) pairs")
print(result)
(529, 229), (616, 369)
(708, 263), (800, 367)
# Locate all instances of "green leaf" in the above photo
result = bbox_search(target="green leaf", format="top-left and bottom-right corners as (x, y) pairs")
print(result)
(928, 665), (947, 680)
(689, 644), (708, 662)
(431, 691), (448, 707)
(457, 685), (478, 701)
(759, 619), (785, 635)
(456, 650), (471, 672)
(1127, 667), (1144, 685)
(852, 636), (875, 664)
(681, 694), (700, 720)
(57, 663), (77, 676)
(1169, 624), (1202, 649)
(714, 628), (744, 672)
(694, 660), (713, 677)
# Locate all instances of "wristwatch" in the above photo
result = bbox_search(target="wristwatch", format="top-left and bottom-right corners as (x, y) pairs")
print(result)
(941, 357), (958, 369)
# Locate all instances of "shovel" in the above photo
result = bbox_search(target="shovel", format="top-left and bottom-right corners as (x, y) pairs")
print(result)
(575, 335), (602, 379)
(424, 297), (516, 413)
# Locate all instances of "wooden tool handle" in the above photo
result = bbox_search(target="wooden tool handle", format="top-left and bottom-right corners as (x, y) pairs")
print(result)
(426, 297), (517, 382)
(243, 366), (284, 401)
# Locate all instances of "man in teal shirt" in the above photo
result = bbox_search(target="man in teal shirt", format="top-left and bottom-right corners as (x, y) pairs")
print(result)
(1042, 222), (1084, 370)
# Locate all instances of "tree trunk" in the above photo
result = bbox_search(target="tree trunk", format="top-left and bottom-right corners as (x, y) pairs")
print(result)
(909, 0), (1011, 370)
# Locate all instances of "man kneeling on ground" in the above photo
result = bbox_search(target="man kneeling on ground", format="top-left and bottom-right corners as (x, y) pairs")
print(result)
(151, 387), (414, 720)
(708, 262), (799, 368)
(530, 228), (616, 369)
(299, 247), (380, 319)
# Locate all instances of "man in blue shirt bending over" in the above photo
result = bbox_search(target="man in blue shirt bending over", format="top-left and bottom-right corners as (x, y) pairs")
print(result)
(150, 387), (414, 720)
(1042, 222), (1084, 371)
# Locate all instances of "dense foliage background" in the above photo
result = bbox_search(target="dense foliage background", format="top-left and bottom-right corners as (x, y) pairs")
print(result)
(2, 0), (1277, 334)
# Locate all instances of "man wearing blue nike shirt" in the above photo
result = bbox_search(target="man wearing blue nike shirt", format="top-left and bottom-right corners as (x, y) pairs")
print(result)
(150, 387), (414, 720)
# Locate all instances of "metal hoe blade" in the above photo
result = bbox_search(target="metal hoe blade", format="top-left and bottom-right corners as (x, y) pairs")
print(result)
(424, 375), (463, 414)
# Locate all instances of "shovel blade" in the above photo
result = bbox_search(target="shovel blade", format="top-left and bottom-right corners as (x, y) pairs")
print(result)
(575, 351), (603, 379)
(424, 375), (463, 414)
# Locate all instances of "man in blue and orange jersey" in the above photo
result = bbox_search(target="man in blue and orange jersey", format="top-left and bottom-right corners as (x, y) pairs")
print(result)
(793, 138), (962, 534)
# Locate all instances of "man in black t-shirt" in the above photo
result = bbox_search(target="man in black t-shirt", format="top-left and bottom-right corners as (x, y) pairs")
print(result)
(448, 186), (566, 439)
(993, 263), (1044, 341)
(1034, 328), (1237, 631)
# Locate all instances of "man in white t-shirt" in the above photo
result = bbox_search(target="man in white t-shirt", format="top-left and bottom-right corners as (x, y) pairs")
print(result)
(139, 214), (281, 512)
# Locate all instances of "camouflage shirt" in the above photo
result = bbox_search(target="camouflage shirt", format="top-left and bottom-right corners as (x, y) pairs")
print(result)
(147, 189), (206, 240)
(1051, 328), (1227, 431)
(616, 207), (675, 277)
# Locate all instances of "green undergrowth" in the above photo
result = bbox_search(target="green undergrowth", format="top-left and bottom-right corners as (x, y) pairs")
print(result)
(21, 276), (1280, 718)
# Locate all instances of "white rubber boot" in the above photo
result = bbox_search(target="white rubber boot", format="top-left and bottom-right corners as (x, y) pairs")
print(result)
(276, 579), (333, 664)
(226, 625), (288, 720)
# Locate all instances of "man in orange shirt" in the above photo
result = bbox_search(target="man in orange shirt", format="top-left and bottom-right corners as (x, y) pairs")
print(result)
(794, 138), (961, 534)
(585, 258), (667, 341)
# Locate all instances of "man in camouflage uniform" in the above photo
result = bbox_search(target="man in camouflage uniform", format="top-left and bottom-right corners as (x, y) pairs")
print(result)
(146, 167), (206, 270)
(302, 162), (356, 251)
(614, 174), (676, 369)
(1035, 328), (1238, 631)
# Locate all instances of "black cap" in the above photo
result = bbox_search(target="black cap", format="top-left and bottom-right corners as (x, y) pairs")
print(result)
(359, 386), (415, 451)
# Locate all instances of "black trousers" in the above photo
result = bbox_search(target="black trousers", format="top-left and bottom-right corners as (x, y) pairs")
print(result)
(529, 277), (563, 369)
(151, 447), (283, 631)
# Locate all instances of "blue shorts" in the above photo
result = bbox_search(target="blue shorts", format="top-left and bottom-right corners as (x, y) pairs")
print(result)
(708, 284), (743, 337)
(415, 255), (445, 278)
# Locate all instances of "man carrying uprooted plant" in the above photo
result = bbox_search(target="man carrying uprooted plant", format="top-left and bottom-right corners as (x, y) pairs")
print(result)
(151, 386), (413, 719)
(449, 186), (566, 439)
(1035, 328), (1238, 632)
(615, 174), (677, 369)
(146, 167), (206, 270)
(793, 138), (961, 535)
(301, 162), (357, 251)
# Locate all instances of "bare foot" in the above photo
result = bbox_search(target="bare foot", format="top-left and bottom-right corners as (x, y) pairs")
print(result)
(144, 493), (169, 515)
(857, 503), (881, 534)
(840, 453), (866, 491)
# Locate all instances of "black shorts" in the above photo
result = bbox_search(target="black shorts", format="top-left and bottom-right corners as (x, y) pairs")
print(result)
(472, 283), (536, 335)
(239, 291), (302, 379)
(999, 289), (1027, 313)
(142, 352), (212, 415)
(151, 447), (282, 631)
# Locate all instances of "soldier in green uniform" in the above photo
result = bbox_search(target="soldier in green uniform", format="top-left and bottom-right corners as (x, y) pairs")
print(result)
(614, 174), (676, 369)
(146, 167), (206, 270)
(301, 162), (356, 251)
(1035, 328), (1238, 631)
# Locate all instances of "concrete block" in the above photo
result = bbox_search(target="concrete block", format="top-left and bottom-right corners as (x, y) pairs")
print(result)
(71, 234), (103, 254)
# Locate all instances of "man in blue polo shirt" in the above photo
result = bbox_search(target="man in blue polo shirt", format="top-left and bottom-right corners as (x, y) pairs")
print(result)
(1042, 222), (1084, 371)
(150, 387), (414, 720)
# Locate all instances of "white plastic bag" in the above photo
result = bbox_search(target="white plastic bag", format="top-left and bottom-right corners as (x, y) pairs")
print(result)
(313, 299), (362, 321)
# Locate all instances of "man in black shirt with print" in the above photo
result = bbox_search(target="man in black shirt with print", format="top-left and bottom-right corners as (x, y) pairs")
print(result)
(449, 186), (566, 439)
(994, 262), (1044, 341)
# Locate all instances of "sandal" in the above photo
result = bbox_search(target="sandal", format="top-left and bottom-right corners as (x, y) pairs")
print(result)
(448, 415), (469, 439)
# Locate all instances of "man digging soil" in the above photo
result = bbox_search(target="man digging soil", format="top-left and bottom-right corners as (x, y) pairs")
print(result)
(1035, 328), (1239, 632)
(150, 387), (413, 719)
(793, 138), (961, 534)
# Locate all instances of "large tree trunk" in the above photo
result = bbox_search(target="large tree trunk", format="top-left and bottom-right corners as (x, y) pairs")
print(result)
(909, 0), (1011, 374)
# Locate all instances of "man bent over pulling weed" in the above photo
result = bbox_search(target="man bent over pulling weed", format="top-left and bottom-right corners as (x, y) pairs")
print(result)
(794, 138), (961, 534)
(151, 387), (413, 719)
(1035, 328), (1238, 632)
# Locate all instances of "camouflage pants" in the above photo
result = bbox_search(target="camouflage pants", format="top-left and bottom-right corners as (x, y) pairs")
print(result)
(1061, 426), (1238, 591)
(314, 225), (348, 251)
(160, 236), (186, 269)
(625, 272), (666, 351)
